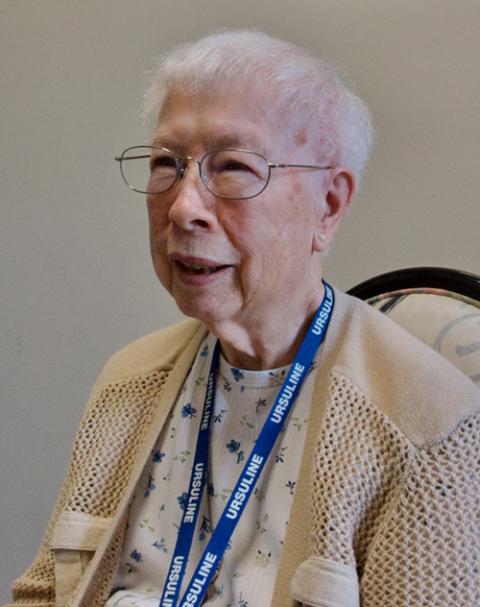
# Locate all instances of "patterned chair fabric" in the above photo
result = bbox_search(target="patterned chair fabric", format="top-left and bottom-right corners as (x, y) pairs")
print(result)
(348, 268), (480, 387)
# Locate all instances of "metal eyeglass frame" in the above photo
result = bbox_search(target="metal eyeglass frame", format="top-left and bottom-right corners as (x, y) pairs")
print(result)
(115, 145), (334, 200)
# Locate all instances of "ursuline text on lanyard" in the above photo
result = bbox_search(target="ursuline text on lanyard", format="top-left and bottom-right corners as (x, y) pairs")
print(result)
(159, 282), (335, 607)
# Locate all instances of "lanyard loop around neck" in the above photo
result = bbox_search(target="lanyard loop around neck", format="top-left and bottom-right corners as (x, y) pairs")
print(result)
(159, 282), (335, 607)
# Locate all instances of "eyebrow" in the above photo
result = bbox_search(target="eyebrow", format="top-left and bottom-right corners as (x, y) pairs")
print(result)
(151, 132), (267, 155)
(151, 134), (183, 151)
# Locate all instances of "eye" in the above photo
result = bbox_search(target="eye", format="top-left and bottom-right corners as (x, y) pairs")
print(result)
(220, 158), (253, 172)
(150, 154), (177, 171)
(211, 152), (258, 175)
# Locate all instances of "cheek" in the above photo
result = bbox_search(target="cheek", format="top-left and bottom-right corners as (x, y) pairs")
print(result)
(147, 202), (169, 244)
(146, 204), (170, 277)
(147, 198), (165, 225)
(285, 183), (316, 228)
(218, 206), (269, 258)
(216, 207), (270, 289)
(281, 184), (320, 256)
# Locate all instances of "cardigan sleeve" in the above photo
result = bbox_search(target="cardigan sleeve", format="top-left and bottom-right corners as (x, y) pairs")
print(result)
(3, 365), (172, 607)
(4, 445), (98, 607)
(359, 412), (480, 606)
(2, 353), (128, 606)
(3, 322), (203, 607)
(303, 368), (480, 607)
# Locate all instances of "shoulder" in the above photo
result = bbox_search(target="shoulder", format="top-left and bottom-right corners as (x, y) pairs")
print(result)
(329, 289), (480, 447)
(90, 318), (207, 395)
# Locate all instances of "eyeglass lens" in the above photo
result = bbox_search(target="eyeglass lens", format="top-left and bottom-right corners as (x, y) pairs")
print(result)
(119, 147), (270, 199)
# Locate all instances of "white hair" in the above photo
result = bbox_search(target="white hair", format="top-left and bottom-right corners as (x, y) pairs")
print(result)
(143, 29), (374, 187)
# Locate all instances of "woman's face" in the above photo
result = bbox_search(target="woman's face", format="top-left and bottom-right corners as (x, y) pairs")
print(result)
(147, 89), (349, 331)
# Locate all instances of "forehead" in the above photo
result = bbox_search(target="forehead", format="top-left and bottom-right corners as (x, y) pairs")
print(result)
(152, 88), (290, 156)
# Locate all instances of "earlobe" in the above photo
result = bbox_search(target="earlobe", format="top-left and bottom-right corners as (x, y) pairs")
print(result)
(313, 168), (356, 252)
(312, 230), (327, 252)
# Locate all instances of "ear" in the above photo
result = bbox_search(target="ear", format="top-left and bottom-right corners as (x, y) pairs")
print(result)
(313, 168), (356, 252)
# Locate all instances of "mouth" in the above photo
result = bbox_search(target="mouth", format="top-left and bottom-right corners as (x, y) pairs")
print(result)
(176, 260), (225, 274)
(171, 255), (233, 282)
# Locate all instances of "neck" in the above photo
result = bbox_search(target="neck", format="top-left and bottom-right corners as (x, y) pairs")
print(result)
(211, 283), (325, 371)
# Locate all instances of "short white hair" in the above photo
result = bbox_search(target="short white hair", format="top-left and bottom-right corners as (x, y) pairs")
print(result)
(143, 29), (374, 187)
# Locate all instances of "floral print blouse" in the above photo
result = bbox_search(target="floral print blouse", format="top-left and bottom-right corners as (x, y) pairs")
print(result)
(107, 333), (319, 606)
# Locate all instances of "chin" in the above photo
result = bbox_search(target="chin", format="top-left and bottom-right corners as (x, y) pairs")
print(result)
(172, 292), (232, 327)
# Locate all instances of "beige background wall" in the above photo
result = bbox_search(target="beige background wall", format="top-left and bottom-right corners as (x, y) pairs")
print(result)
(1, 0), (479, 600)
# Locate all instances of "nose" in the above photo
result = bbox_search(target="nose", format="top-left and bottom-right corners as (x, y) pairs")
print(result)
(167, 161), (215, 231)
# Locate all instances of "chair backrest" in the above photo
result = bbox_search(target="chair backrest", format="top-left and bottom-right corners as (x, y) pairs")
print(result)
(347, 267), (480, 388)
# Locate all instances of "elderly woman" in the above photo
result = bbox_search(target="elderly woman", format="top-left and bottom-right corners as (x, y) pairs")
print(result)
(7, 30), (479, 607)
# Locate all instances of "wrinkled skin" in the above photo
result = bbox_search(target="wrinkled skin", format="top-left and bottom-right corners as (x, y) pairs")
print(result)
(147, 89), (355, 369)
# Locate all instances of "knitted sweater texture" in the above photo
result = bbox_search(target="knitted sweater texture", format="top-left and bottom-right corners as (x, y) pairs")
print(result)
(6, 290), (480, 607)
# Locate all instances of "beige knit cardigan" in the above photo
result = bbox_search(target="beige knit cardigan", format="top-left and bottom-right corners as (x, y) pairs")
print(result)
(6, 290), (480, 607)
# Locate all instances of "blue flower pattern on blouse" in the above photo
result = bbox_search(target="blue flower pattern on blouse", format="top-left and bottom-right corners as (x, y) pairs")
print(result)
(285, 480), (296, 495)
(230, 367), (246, 393)
(199, 515), (213, 542)
(226, 439), (245, 463)
(107, 335), (318, 607)
(226, 439), (240, 453)
(213, 408), (228, 423)
(152, 539), (167, 553)
(231, 368), (244, 382)
(151, 450), (165, 463)
(130, 549), (142, 563)
(144, 475), (155, 498)
(181, 403), (197, 418)
(177, 491), (188, 511)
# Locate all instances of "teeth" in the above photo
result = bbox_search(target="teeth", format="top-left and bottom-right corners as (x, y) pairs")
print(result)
(185, 263), (219, 274)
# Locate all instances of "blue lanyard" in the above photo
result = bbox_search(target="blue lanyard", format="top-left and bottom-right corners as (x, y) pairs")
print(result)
(159, 282), (335, 607)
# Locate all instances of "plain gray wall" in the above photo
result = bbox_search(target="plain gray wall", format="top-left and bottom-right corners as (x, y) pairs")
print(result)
(1, 0), (479, 601)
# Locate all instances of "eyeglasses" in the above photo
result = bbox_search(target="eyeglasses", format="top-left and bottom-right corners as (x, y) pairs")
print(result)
(115, 145), (333, 200)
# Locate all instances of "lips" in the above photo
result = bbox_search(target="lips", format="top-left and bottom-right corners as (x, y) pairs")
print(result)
(171, 254), (232, 282)
(177, 260), (224, 274)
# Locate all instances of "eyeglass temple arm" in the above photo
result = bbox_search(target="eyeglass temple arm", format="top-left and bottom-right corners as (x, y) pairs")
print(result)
(269, 162), (333, 170)
(115, 154), (151, 161)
